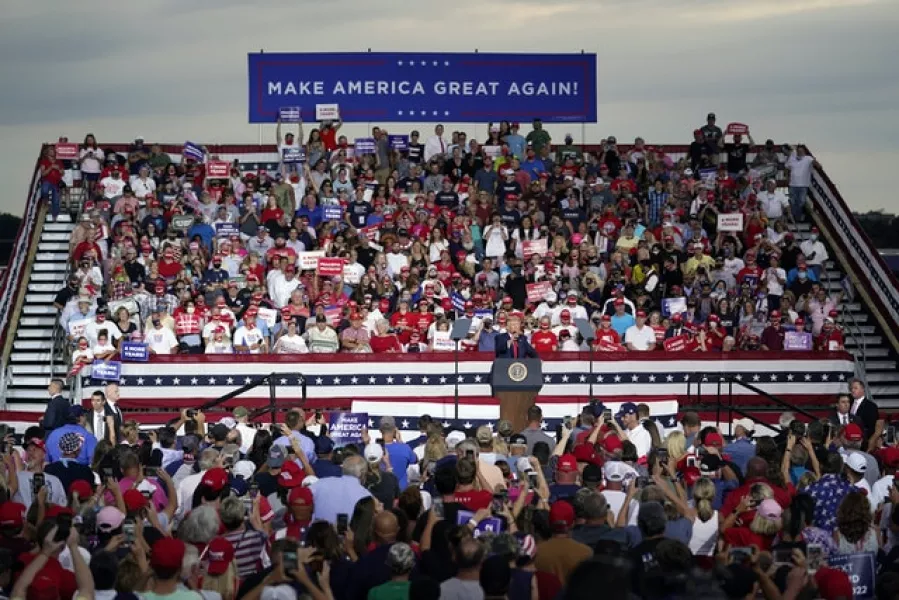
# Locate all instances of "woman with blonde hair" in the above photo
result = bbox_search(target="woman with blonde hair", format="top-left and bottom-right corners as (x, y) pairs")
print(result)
(664, 430), (687, 464)
(202, 537), (238, 600)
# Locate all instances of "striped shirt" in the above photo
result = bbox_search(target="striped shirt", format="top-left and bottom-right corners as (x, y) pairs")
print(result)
(222, 526), (269, 578)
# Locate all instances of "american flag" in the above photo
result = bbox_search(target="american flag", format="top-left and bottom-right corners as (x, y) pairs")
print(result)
(78, 352), (855, 430)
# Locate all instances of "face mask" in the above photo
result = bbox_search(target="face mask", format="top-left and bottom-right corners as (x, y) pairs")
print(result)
(809, 235), (818, 242)
(798, 272), (808, 280)
(187, 307), (195, 314)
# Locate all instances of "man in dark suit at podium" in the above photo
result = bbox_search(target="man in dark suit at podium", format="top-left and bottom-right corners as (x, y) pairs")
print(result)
(495, 314), (538, 359)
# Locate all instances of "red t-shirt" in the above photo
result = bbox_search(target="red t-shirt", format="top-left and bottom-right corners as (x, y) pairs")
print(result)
(453, 489), (492, 511)
(40, 159), (64, 185)
(17, 553), (77, 600)
(158, 258), (183, 279)
(737, 265), (763, 287)
(593, 328), (621, 347)
(815, 329), (844, 352)
(321, 128), (338, 152)
(370, 334), (402, 353)
(390, 311), (414, 344)
(531, 330), (558, 353)
(723, 527), (774, 552)
(414, 312), (435, 333)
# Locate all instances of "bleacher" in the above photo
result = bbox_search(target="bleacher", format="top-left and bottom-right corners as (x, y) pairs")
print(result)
(0, 142), (896, 431)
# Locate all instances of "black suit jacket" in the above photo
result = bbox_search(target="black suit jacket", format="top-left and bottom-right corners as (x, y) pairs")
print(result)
(495, 333), (538, 359)
(852, 398), (879, 441)
(42, 394), (70, 431)
(828, 410), (860, 428)
(104, 402), (124, 443)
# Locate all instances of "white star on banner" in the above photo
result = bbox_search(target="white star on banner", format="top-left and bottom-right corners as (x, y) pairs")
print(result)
(397, 110), (403, 116)
(397, 60), (403, 66)
(474, 375), (482, 382)
(649, 375), (656, 382)
(190, 378), (197, 385)
(838, 374), (846, 381)
(752, 374), (761, 382)
(120, 378), (127, 385)
(485, 423), (494, 430)
(369, 377), (376, 384)
(684, 374), (691, 382)
(631, 375), (639, 382)
(787, 374), (795, 381)
(444, 110), (450, 116)
(208, 377), (216, 385)
(579, 375), (586, 382)
(404, 376), (412, 384)
(244, 377), (252, 384)
(420, 60), (426, 66)
(770, 374), (778, 382)
(614, 375), (621, 382)
(666, 375), (674, 382)
(155, 378), (162, 385)
(562, 375), (569, 383)
(464, 421), (472, 428)
(432, 60), (438, 66)
(540, 421), (547, 430)
(545, 375), (552, 383)
(422, 376), (429, 384)
(280, 378), (287, 385)
(368, 419), (374, 428)
(822, 374), (829, 381)
(442, 421), (450, 428)
(597, 375), (604, 382)
(226, 377), (234, 385)
(402, 419), (410, 428)
(457, 375), (465, 383)
(351, 377), (358, 384)
(439, 376), (447, 384)
(137, 377), (144, 385)
(444, 60), (450, 66)
(386, 376), (394, 384)
(432, 111), (438, 116)
(333, 377), (341, 384)
(315, 377), (323, 385)
(804, 374), (812, 381)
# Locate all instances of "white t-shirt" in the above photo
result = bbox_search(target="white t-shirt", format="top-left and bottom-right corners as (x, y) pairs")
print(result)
(763, 267), (786, 296)
(79, 148), (104, 174)
(758, 190), (788, 220)
(99, 175), (126, 198)
(602, 488), (639, 522)
(234, 326), (266, 353)
(624, 325), (657, 351)
(146, 326), (178, 354)
(274, 333), (309, 354)
(787, 153), (815, 187)
(205, 341), (234, 354)
(626, 425), (652, 458)
(131, 177), (157, 199)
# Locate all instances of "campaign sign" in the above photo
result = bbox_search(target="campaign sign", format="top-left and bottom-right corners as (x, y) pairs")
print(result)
(323, 205), (343, 221)
(661, 297), (687, 317)
(257, 307), (278, 329)
(323, 305), (342, 326)
(207, 160), (230, 178)
(784, 331), (813, 351)
(455, 509), (504, 536)
(522, 238), (548, 259)
(68, 317), (92, 339)
(388, 134), (409, 151)
(120, 342), (149, 362)
(248, 52), (598, 123)
(183, 142), (205, 161)
(483, 145), (502, 158)
(279, 106), (302, 122)
(91, 360), (121, 382)
(663, 335), (687, 352)
(315, 103), (339, 120)
(216, 223), (239, 238)
(297, 251), (325, 270)
(317, 257), (345, 277)
(282, 146), (307, 164)
(328, 412), (368, 446)
(726, 122), (749, 135)
(354, 138), (376, 154)
(56, 143), (79, 160)
(829, 553), (875, 599)
(717, 213), (744, 232)
(526, 281), (552, 303)
(432, 332), (456, 351)
(171, 215), (195, 231)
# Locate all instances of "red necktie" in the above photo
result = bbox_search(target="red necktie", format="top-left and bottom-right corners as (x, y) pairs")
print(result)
(512, 341), (518, 359)
(440, 138), (445, 153)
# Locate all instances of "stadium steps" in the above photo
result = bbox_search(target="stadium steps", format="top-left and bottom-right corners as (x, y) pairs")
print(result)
(791, 222), (899, 410)
(4, 214), (74, 410)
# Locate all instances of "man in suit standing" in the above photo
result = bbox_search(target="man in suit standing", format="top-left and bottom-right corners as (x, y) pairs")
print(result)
(849, 378), (879, 446)
(41, 378), (69, 432)
(829, 393), (858, 428)
(104, 382), (124, 444)
(495, 314), (538, 359)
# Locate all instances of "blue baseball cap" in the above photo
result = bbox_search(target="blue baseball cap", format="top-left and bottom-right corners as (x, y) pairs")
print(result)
(314, 436), (334, 455)
(618, 402), (638, 416)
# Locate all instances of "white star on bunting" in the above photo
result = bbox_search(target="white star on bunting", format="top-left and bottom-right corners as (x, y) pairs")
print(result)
(422, 376), (429, 384)
(155, 378), (162, 385)
(351, 377), (358, 384)
(752, 374), (760, 382)
(561, 375), (569, 382)
(666, 375), (673, 382)
(369, 377), (376, 384)
(631, 375), (639, 382)
(474, 375), (482, 382)
(280, 378), (287, 385)
(404, 376), (412, 384)
(402, 419), (410, 428)
(386, 376), (394, 384)
(614, 375), (621, 382)
(137, 377), (144, 385)
(579, 375), (586, 382)
(649, 375), (656, 382)
(226, 378), (234, 385)
(208, 377), (216, 385)
(439, 376), (447, 384)
(464, 421), (472, 428)
(315, 377), (323, 385)
(333, 377), (341, 384)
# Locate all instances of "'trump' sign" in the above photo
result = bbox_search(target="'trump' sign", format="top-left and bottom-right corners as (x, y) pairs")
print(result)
(248, 52), (597, 123)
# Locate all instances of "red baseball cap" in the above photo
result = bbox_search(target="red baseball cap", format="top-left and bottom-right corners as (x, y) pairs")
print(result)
(770, 310), (782, 319)
(636, 310), (647, 318)
(843, 423), (864, 442)
(704, 432), (724, 448)
(206, 537), (236, 576)
(151, 537), (186, 571)
(600, 314), (611, 322)
(201, 467), (229, 492)
(288, 486), (314, 507)
(123, 489), (148, 513)
(879, 447), (899, 469)
(556, 454), (578, 473)
(572, 444), (603, 467)
(814, 567), (852, 600)
(69, 479), (92, 499)
(0, 502), (25, 527)
(549, 500), (575, 531)
(277, 460), (305, 488)
(602, 434), (623, 454)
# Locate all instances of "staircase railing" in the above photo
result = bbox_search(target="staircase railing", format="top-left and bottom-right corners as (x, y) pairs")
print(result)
(56, 195), (87, 401)
(197, 371), (308, 424)
(686, 372), (818, 436)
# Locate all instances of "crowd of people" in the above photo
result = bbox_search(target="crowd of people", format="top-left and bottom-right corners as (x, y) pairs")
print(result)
(43, 114), (846, 365)
(7, 377), (895, 600)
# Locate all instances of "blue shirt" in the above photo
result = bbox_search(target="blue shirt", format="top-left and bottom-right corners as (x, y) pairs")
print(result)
(504, 134), (526, 158)
(723, 438), (756, 476)
(478, 330), (498, 352)
(186, 223), (215, 253)
(310, 475), (372, 524)
(520, 159), (546, 180)
(611, 314), (636, 337)
(384, 442), (417, 490)
(273, 431), (317, 463)
(313, 460), (343, 479)
(297, 205), (325, 228)
(806, 474), (855, 532)
(45, 424), (96, 465)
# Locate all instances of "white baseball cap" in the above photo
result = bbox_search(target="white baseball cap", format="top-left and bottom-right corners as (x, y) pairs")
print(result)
(446, 431), (466, 449)
(603, 461), (628, 483)
(734, 418), (755, 434)
(364, 443), (384, 463)
(846, 453), (867, 473)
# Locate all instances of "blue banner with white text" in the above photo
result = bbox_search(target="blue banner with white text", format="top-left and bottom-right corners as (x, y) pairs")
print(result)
(248, 52), (597, 123)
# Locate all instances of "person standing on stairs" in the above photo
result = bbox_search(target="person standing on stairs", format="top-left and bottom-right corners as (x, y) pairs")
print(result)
(103, 382), (124, 444)
(41, 378), (69, 432)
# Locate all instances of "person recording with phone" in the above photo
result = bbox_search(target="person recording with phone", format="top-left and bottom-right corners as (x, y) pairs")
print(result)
(15, 432), (66, 509)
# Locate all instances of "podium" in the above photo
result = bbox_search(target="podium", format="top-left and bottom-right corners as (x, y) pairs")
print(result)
(490, 359), (544, 433)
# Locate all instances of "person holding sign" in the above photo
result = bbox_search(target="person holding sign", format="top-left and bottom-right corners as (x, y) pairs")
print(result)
(276, 114), (304, 178)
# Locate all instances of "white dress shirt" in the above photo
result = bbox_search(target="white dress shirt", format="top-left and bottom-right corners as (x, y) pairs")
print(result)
(424, 135), (448, 162)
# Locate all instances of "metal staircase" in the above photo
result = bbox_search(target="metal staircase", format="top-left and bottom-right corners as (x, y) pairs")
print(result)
(4, 213), (74, 411)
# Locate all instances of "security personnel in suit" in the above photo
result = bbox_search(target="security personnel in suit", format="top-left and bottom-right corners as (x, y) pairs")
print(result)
(849, 378), (879, 446)
(41, 378), (70, 432)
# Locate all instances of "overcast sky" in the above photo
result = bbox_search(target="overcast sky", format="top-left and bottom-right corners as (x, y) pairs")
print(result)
(1, 0), (896, 218)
